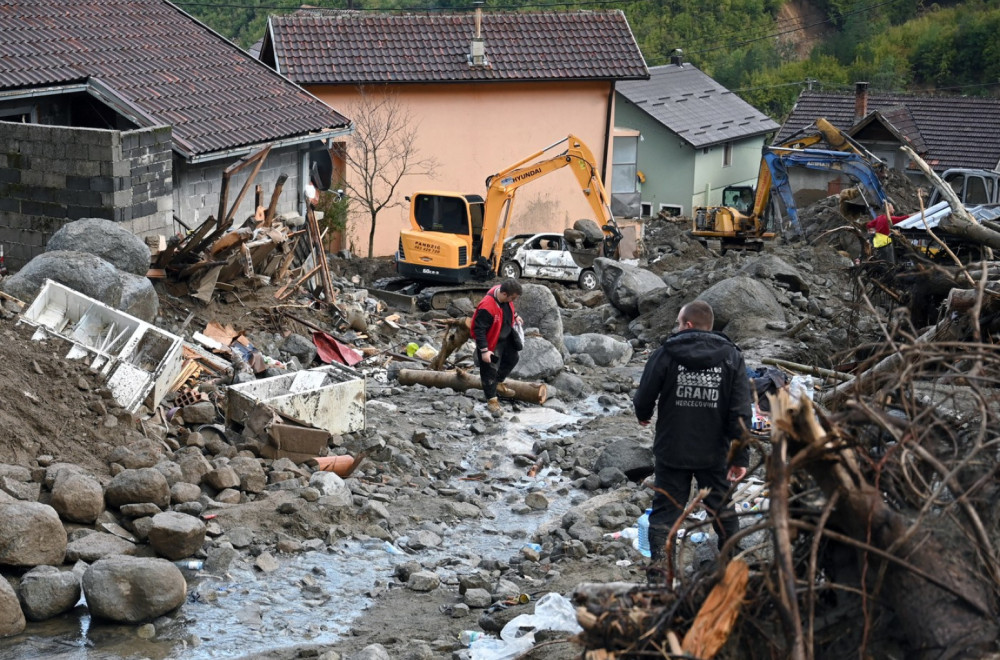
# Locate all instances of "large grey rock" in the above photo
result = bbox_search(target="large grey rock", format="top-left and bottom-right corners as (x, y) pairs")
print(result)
(0, 502), (66, 566)
(51, 472), (104, 523)
(104, 468), (170, 509)
(593, 258), (668, 317)
(738, 253), (810, 294)
(310, 472), (352, 508)
(47, 218), (150, 276)
(174, 448), (213, 485)
(204, 466), (240, 491)
(65, 532), (137, 562)
(509, 336), (563, 381)
(516, 284), (564, 353)
(564, 333), (633, 367)
(18, 565), (81, 621)
(82, 557), (186, 623)
(0, 574), (25, 637)
(407, 570), (440, 592)
(2, 250), (123, 308)
(279, 333), (317, 366)
(594, 439), (654, 481)
(148, 512), (206, 560)
(118, 271), (159, 322)
(228, 456), (266, 493)
(547, 371), (589, 399)
(696, 276), (785, 329)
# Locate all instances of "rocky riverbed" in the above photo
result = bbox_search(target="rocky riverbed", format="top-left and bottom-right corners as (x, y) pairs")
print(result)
(0, 208), (897, 659)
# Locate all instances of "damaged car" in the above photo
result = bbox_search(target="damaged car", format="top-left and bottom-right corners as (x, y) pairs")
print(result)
(499, 232), (602, 290)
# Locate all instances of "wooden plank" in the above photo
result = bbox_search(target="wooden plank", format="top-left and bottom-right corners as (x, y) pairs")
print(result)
(275, 265), (321, 301)
(264, 173), (289, 227)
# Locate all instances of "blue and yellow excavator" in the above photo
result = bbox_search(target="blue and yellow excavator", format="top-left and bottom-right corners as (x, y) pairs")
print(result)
(693, 118), (891, 251)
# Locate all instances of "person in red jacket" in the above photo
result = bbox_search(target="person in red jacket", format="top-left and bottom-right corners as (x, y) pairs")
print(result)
(473, 279), (523, 416)
(866, 202), (907, 264)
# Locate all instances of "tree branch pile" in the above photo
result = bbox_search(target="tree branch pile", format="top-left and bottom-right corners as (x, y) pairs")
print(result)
(574, 283), (1000, 658)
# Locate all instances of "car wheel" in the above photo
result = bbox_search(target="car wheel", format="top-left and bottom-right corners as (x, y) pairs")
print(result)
(578, 269), (598, 291)
(500, 261), (521, 280)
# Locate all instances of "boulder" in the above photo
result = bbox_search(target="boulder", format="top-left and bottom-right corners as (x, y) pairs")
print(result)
(309, 472), (352, 508)
(170, 482), (202, 504)
(0, 575), (25, 637)
(279, 333), (317, 366)
(594, 439), (654, 481)
(118, 271), (159, 322)
(0, 502), (67, 566)
(593, 258), (668, 317)
(105, 468), (170, 509)
(509, 336), (563, 381)
(547, 371), (589, 400)
(738, 253), (810, 294)
(65, 532), (137, 562)
(147, 512), (206, 560)
(516, 284), (564, 353)
(174, 448), (213, 485)
(204, 466), (240, 491)
(1, 250), (123, 308)
(46, 218), (150, 276)
(82, 557), (186, 623)
(564, 333), (633, 367)
(18, 565), (81, 621)
(228, 456), (266, 493)
(50, 472), (104, 523)
(696, 276), (785, 329)
(180, 402), (216, 425)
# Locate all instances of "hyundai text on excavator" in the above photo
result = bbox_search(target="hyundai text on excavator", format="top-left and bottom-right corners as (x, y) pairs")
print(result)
(376, 134), (621, 310)
(693, 118), (890, 251)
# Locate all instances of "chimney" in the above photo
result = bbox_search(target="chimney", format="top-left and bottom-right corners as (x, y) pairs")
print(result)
(854, 81), (869, 123)
(469, 3), (485, 67)
(670, 49), (684, 66)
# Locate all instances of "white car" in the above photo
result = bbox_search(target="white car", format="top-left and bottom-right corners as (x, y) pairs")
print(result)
(499, 232), (600, 290)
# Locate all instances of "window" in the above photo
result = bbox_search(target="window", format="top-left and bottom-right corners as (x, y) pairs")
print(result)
(0, 105), (35, 123)
(723, 141), (733, 167)
(640, 202), (652, 218)
(612, 136), (639, 194)
(659, 204), (682, 217)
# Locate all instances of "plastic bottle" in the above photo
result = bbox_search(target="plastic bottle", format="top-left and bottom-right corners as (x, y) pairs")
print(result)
(173, 560), (204, 570)
(636, 509), (652, 558)
(459, 630), (481, 645)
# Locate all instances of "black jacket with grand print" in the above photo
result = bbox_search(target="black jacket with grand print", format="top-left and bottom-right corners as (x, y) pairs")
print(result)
(633, 329), (751, 469)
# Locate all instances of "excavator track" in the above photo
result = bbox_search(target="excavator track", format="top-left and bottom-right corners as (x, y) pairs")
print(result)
(370, 277), (493, 312)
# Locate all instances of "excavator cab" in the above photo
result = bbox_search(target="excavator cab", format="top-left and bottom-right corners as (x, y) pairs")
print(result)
(723, 186), (755, 214)
(398, 192), (489, 284)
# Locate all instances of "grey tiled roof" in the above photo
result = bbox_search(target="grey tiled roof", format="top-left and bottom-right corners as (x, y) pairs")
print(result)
(616, 63), (780, 148)
(264, 10), (648, 84)
(0, 0), (350, 158)
(776, 90), (1000, 172)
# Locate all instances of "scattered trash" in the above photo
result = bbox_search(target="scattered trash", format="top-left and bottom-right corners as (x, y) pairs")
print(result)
(688, 532), (709, 544)
(469, 592), (583, 659)
(173, 560), (204, 571)
(460, 630), (483, 645)
(637, 508), (652, 558)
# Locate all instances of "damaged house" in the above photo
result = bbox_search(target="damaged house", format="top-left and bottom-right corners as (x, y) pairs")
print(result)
(774, 82), (1000, 207)
(0, 0), (351, 270)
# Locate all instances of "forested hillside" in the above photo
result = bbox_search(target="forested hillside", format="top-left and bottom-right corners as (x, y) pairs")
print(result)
(177, 0), (1000, 121)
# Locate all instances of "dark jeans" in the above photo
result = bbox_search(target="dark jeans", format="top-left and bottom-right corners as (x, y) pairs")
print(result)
(648, 459), (738, 559)
(475, 338), (519, 399)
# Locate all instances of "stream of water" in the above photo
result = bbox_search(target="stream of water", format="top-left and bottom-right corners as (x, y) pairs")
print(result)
(0, 399), (612, 659)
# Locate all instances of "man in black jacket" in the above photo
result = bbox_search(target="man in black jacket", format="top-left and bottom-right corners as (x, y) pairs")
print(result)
(633, 300), (751, 561)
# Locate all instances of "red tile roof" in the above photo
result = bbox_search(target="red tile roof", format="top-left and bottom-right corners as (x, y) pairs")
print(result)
(0, 0), (350, 158)
(264, 10), (648, 85)
(777, 90), (1000, 172)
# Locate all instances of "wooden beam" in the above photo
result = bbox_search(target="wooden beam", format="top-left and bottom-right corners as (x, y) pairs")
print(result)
(264, 173), (289, 227)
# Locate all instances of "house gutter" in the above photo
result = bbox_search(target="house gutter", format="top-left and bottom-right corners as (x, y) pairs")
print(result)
(601, 80), (615, 180)
(0, 83), (89, 100)
(185, 125), (353, 164)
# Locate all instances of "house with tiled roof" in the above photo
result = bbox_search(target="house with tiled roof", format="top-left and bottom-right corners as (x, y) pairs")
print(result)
(0, 0), (351, 269)
(774, 83), (1000, 204)
(259, 8), (647, 257)
(615, 58), (780, 217)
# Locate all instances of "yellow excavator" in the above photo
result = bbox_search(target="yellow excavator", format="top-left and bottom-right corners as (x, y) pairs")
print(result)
(379, 134), (621, 309)
(693, 118), (886, 251)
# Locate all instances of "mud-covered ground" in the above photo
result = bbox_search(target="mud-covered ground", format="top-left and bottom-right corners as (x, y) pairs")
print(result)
(0, 193), (902, 659)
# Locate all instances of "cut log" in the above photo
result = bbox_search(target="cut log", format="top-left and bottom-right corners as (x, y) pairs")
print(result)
(397, 368), (547, 404)
(682, 559), (750, 659)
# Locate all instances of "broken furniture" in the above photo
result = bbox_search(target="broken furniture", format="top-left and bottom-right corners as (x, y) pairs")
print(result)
(20, 279), (183, 413)
(227, 364), (366, 461)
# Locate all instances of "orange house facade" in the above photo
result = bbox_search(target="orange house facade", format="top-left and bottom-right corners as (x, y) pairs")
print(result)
(260, 10), (648, 258)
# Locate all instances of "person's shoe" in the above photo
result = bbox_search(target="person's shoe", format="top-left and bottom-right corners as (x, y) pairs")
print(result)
(487, 398), (502, 416)
(496, 382), (515, 398)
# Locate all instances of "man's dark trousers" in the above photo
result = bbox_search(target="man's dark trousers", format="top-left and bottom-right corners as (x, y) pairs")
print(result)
(648, 457), (739, 559)
(475, 339), (519, 399)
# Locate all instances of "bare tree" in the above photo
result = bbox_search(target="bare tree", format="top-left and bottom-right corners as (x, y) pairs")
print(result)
(341, 86), (437, 258)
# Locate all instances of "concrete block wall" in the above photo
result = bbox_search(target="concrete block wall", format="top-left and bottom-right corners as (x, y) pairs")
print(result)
(0, 122), (174, 269)
(173, 146), (303, 229)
